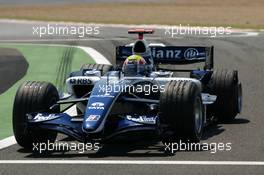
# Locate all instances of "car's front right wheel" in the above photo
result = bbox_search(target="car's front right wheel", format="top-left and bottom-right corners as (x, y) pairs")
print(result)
(160, 80), (205, 143)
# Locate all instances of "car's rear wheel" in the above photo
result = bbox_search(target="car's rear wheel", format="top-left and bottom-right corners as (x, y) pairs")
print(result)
(207, 70), (242, 122)
(80, 64), (113, 75)
(160, 81), (204, 143)
(13, 81), (59, 149)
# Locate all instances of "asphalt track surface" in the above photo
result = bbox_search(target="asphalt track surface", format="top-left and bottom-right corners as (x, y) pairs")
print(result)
(0, 20), (264, 174)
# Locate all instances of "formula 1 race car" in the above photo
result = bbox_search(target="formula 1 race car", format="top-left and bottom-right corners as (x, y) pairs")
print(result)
(13, 29), (242, 150)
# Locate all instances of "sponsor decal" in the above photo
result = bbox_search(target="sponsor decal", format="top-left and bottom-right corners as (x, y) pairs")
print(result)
(151, 47), (181, 59)
(88, 102), (105, 110)
(30, 113), (59, 122)
(126, 115), (157, 124)
(119, 46), (206, 61)
(86, 115), (100, 121)
(69, 78), (92, 85)
(184, 48), (199, 60)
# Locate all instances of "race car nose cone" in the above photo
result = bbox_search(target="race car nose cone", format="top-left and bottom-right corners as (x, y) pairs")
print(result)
(82, 124), (97, 133)
(82, 113), (103, 133)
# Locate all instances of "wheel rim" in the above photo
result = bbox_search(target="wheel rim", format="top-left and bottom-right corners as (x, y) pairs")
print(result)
(194, 97), (203, 134)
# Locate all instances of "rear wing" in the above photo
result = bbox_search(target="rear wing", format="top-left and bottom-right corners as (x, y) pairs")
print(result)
(128, 28), (154, 39)
(116, 46), (214, 70)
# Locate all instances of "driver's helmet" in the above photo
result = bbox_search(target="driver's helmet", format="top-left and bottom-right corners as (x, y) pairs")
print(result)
(122, 55), (146, 76)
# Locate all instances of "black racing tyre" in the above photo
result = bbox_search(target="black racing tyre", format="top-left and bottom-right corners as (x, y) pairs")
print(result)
(13, 81), (59, 149)
(80, 64), (113, 75)
(160, 81), (204, 143)
(207, 70), (242, 122)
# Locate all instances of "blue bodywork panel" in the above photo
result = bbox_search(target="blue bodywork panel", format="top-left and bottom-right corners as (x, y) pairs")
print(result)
(82, 78), (125, 133)
(27, 77), (160, 142)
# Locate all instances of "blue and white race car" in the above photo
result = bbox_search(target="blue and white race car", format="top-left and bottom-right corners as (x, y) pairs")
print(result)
(13, 29), (242, 150)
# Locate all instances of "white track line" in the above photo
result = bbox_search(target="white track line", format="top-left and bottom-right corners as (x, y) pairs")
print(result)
(78, 46), (111, 65)
(0, 19), (258, 32)
(0, 160), (264, 165)
(0, 136), (16, 150)
(0, 19), (259, 38)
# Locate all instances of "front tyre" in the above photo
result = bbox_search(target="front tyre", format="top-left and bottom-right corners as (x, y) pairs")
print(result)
(160, 81), (205, 143)
(13, 81), (59, 149)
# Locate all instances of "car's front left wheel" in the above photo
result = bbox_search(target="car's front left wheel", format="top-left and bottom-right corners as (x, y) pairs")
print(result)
(13, 81), (59, 149)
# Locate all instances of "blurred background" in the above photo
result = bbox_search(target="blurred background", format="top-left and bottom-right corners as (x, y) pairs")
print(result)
(0, 0), (263, 28)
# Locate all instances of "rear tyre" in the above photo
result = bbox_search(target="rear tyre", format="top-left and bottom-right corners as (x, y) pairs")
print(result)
(207, 70), (242, 122)
(80, 64), (113, 75)
(160, 81), (204, 143)
(13, 81), (59, 149)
